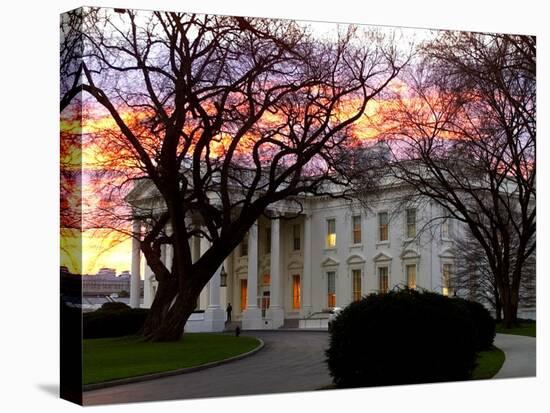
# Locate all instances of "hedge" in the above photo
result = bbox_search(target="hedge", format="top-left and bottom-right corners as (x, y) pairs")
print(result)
(83, 303), (149, 339)
(326, 288), (479, 387)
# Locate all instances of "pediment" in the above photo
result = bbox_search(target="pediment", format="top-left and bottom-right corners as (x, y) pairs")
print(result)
(234, 265), (248, 275)
(400, 248), (420, 259)
(287, 260), (303, 270)
(373, 252), (392, 262)
(125, 179), (160, 204)
(321, 256), (340, 267)
(439, 248), (455, 259)
(346, 254), (366, 265)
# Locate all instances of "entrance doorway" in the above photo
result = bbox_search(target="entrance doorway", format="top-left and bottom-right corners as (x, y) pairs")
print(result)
(261, 290), (270, 317)
(240, 279), (247, 312)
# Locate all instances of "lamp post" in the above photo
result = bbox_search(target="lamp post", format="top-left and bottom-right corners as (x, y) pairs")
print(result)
(220, 265), (227, 287)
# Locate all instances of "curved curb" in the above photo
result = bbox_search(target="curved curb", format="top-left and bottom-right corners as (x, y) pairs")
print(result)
(83, 337), (264, 392)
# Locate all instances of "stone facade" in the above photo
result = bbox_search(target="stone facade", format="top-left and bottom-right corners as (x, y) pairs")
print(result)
(130, 184), (464, 331)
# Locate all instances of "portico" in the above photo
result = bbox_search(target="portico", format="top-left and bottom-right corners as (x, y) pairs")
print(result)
(131, 212), (313, 331)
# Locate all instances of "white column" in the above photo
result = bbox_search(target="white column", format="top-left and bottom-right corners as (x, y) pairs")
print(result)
(220, 256), (230, 312)
(143, 260), (154, 308)
(201, 235), (225, 332)
(208, 266), (221, 309)
(165, 224), (173, 273)
(242, 222), (263, 329)
(302, 214), (313, 316)
(266, 218), (284, 328)
(130, 220), (141, 308)
(197, 235), (209, 310)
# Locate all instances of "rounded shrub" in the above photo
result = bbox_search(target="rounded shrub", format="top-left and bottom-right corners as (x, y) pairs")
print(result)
(451, 297), (496, 350)
(98, 301), (131, 312)
(83, 306), (149, 338)
(118, 290), (130, 298)
(326, 288), (477, 388)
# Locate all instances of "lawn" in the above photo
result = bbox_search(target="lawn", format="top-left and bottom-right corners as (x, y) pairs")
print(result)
(496, 321), (536, 337)
(83, 333), (260, 385)
(471, 346), (506, 380)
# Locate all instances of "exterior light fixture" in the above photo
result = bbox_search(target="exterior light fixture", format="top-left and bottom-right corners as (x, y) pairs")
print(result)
(220, 265), (227, 287)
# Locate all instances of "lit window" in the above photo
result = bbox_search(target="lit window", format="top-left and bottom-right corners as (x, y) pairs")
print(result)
(379, 212), (389, 241)
(352, 269), (362, 301)
(327, 219), (336, 248)
(262, 273), (271, 286)
(265, 227), (271, 254)
(240, 235), (248, 257)
(327, 271), (336, 307)
(240, 279), (247, 311)
(442, 264), (452, 296)
(406, 209), (416, 238)
(293, 224), (301, 251)
(352, 215), (362, 244)
(406, 264), (416, 289)
(292, 275), (301, 309)
(379, 266), (389, 293)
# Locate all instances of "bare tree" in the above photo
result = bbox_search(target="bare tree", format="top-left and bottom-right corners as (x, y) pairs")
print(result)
(61, 8), (405, 340)
(453, 226), (535, 322)
(382, 32), (535, 328)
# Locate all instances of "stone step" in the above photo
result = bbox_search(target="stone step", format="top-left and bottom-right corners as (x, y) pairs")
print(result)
(282, 318), (299, 329)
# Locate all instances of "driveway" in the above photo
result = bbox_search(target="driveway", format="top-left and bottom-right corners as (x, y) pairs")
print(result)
(83, 331), (536, 405)
(493, 333), (536, 379)
(83, 331), (331, 405)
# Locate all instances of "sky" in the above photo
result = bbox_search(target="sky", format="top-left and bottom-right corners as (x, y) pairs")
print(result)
(61, 9), (442, 276)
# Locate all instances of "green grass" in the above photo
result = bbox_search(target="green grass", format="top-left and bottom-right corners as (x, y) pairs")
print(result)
(471, 346), (506, 380)
(496, 321), (536, 337)
(83, 333), (260, 385)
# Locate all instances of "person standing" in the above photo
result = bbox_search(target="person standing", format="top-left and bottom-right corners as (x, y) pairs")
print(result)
(226, 303), (233, 323)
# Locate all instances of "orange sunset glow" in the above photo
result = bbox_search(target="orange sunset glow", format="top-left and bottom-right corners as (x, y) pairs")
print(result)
(61, 80), (413, 275)
(59, 10), (434, 276)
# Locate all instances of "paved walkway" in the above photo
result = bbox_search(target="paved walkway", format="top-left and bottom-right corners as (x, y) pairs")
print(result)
(83, 331), (331, 405)
(493, 333), (536, 379)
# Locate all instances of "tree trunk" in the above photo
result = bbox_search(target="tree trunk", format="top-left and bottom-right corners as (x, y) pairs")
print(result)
(141, 272), (208, 342)
(494, 285), (503, 322)
(499, 285), (519, 329)
(495, 296), (503, 322)
(141, 277), (180, 341)
(145, 300), (196, 342)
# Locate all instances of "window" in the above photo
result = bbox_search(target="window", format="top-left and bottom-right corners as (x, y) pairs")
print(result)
(442, 264), (452, 296)
(406, 209), (416, 238)
(265, 227), (271, 254)
(327, 218), (336, 248)
(327, 271), (336, 307)
(352, 269), (362, 301)
(240, 238), (248, 257)
(378, 212), (389, 241)
(262, 273), (271, 286)
(293, 224), (301, 251)
(240, 279), (248, 311)
(352, 215), (362, 244)
(406, 264), (416, 289)
(292, 275), (301, 309)
(379, 266), (389, 293)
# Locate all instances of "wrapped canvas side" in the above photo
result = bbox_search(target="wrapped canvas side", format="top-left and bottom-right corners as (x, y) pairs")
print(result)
(60, 7), (84, 405)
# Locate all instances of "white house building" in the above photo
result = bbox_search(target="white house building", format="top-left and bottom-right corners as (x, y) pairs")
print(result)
(128, 179), (465, 332)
